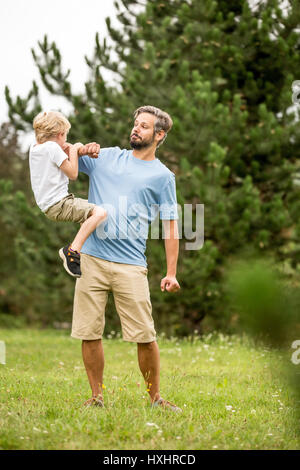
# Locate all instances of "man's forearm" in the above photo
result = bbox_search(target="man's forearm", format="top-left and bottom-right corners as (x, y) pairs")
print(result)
(164, 237), (179, 276)
(163, 220), (179, 276)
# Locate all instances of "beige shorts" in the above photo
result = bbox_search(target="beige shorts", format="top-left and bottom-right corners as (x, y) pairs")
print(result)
(44, 194), (96, 224)
(71, 253), (156, 343)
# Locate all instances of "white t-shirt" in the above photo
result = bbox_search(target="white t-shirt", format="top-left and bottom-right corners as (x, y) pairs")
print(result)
(29, 141), (69, 212)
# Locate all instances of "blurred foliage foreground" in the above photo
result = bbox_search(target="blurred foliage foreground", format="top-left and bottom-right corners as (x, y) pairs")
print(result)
(1, 0), (300, 342)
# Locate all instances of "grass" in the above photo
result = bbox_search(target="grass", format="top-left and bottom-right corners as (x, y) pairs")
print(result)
(0, 328), (299, 450)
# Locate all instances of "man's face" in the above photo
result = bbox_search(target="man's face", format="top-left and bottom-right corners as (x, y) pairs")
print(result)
(130, 113), (157, 149)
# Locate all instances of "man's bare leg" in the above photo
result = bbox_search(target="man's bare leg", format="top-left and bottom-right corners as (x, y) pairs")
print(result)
(137, 341), (182, 412)
(82, 339), (105, 402)
(137, 341), (160, 402)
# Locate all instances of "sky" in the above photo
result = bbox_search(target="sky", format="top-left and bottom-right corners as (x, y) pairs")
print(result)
(0, 0), (117, 139)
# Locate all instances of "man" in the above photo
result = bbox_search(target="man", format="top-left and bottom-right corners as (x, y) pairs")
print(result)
(72, 105), (181, 411)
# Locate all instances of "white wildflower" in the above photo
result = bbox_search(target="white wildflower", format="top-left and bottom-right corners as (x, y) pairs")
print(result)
(146, 422), (159, 429)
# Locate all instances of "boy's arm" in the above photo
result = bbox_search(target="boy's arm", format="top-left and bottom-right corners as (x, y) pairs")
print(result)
(60, 143), (82, 180)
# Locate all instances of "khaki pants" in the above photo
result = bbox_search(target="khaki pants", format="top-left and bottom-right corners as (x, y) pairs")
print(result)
(71, 254), (156, 343)
(45, 194), (96, 224)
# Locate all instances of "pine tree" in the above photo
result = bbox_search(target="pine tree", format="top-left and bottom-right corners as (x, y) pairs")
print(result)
(5, 0), (300, 333)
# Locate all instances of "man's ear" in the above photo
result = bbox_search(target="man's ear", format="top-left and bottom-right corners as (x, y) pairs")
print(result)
(155, 130), (165, 144)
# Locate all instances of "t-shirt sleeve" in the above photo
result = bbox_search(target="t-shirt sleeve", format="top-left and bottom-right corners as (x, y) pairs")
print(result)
(78, 155), (96, 176)
(78, 147), (116, 175)
(159, 173), (179, 220)
(48, 143), (68, 167)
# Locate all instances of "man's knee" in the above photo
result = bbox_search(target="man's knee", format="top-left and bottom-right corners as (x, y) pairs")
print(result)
(137, 340), (157, 349)
(82, 338), (102, 347)
(82, 338), (96, 342)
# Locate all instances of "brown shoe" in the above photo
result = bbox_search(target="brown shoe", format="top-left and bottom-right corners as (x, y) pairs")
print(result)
(83, 395), (104, 407)
(151, 397), (182, 413)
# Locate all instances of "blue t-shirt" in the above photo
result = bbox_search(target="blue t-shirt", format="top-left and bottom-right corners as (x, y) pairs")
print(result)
(79, 147), (178, 267)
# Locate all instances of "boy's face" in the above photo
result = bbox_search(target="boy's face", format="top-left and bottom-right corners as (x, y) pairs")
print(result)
(57, 131), (68, 148)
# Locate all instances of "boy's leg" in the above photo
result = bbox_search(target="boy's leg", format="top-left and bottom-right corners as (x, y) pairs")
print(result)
(48, 196), (107, 277)
(70, 206), (107, 253)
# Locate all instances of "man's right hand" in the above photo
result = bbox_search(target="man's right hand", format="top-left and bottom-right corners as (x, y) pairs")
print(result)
(78, 142), (100, 159)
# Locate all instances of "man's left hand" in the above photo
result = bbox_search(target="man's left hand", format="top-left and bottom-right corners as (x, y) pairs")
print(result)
(78, 142), (100, 159)
(160, 276), (180, 293)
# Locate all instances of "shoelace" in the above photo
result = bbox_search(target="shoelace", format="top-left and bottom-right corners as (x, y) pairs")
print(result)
(67, 251), (80, 264)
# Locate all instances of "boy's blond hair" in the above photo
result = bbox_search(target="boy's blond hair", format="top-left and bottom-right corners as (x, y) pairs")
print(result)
(33, 111), (71, 143)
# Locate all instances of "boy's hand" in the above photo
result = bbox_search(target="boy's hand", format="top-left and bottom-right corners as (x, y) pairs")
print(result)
(73, 142), (84, 153)
(62, 142), (83, 157)
(62, 142), (72, 156)
(78, 142), (100, 159)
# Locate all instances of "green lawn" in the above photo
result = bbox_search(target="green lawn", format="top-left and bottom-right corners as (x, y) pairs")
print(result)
(0, 328), (299, 450)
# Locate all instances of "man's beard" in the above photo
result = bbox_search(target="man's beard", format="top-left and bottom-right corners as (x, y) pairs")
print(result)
(130, 132), (155, 149)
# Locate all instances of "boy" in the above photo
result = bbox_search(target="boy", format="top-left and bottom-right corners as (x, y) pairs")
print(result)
(29, 110), (107, 277)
